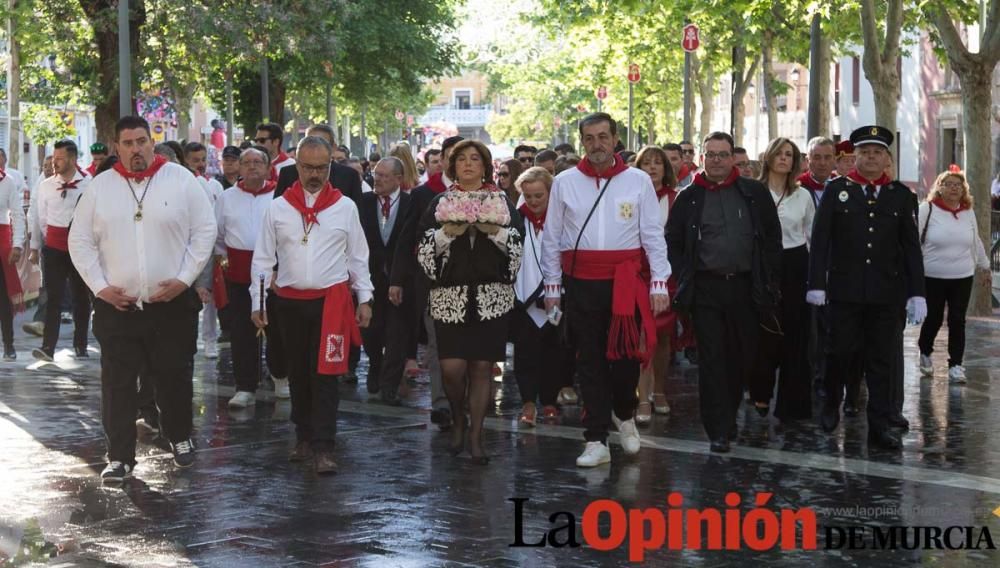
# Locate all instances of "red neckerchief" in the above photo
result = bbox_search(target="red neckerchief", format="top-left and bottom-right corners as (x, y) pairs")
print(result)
(113, 154), (168, 181)
(75, 165), (89, 178)
(932, 197), (969, 219)
(271, 152), (290, 166)
(283, 181), (343, 225)
(576, 153), (629, 181)
(692, 167), (740, 191)
(656, 185), (677, 207)
(237, 179), (276, 197)
(426, 172), (448, 194)
(58, 176), (82, 191)
(845, 169), (892, 187)
(797, 171), (827, 191)
(0, 167), (7, 182)
(678, 163), (694, 180)
(518, 203), (546, 233)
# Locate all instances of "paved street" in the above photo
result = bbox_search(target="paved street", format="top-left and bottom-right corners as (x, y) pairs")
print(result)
(1, 311), (999, 567)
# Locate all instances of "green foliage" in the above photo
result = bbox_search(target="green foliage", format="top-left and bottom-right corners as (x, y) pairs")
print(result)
(22, 103), (76, 144)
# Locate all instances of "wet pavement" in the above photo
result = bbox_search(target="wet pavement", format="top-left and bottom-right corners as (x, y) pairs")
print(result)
(2, 310), (1000, 566)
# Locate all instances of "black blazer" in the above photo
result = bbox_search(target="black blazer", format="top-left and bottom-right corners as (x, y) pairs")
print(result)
(808, 177), (924, 304)
(389, 183), (439, 287)
(359, 190), (414, 291)
(274, 161), (363, 205)
(666, 177), (783, 313)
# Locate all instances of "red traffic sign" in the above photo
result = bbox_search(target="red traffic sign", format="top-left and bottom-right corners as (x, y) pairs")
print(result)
(682, 23), (700, 52)
(596, 86), (608, 100)
(394, 110), (404, 120)
(627, 63), (641, 84)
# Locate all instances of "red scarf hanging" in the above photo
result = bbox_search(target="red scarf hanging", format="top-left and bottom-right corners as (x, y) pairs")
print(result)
(796, 171), (826, 191)
(426, 172), (448, 194)
(656, 185), (678, 208)
(283, 181), (343, 225)
(518, 203), (546, 234)
(237, 179), (276, 197)
(212, 264), (229, 310)
(58, 178), (81, 191)
(576, 153), (629, 180)
(275, 281), (361, 376)
(271, 152), (290, 166)
(75, 165), (89, 178)
(678, 163), (694, 181)
(845, 169), (892, 187)
(692, 167), (740, 191)
(0, 225), (24, 314)
(113, 154), (168, 181)
(932, 197), (969, 219)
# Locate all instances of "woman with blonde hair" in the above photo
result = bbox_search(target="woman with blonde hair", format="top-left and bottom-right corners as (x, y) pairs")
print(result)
(917, 168), (990, 383)
(750, 137), (815, 421)
(389, 142), (420, 190)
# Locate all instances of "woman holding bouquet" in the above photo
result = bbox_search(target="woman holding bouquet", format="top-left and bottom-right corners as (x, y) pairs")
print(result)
(417, 140), (524, 464)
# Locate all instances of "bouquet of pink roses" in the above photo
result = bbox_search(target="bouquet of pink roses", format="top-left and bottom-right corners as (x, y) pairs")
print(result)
(434, 191), (480, 224)
(476, 192), (511, 226)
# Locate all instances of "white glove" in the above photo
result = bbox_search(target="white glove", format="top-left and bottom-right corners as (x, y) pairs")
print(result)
(906, 296), (927, 325)
(805, 290), (827, 306)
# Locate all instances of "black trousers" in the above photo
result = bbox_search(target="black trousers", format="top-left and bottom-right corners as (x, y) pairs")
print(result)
(918, 276), (974, 367)
(691, 273), (759, 440)
(512, 309), (574, 407)
(565, 277), (639, 443)
(93, 292), (199, 466)
(42, 246), (91, 351)
(0, 259), (15, 346)
(750, 245), (811, 420)
(361, 284), (410, 393)
(825, 302), (896, 431)
(265, 290), (288, 379)
(275, 296), (339, 450)
(227, 282), (260, 392)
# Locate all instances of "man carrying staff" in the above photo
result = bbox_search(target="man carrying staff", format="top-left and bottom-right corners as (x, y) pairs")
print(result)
(251, 136), (373, 474)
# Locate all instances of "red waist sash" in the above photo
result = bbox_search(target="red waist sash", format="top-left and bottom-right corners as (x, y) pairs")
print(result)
(0, 224), (24, 313)
(274, 281), (361, 376)
(46, 226), (69, 252)
(212, 263), (228, 310)
(560, 249), (656, 365)
(224, 247), (253, 285)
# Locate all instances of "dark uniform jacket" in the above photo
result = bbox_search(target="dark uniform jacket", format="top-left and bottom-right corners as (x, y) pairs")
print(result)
(666, 177), (783, 313)
(808, 177), (924, 304)
(359, 191), (415, 292)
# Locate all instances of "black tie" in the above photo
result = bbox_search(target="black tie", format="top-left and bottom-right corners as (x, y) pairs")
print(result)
(865, 185), (877, 203)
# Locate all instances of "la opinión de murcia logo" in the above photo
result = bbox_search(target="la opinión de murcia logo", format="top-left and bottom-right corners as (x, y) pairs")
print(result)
(509, 494), (996, 561)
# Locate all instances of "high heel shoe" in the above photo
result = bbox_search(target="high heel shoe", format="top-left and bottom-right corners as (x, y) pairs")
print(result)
(754, 402), (770, 418)
(652, 393), (670, 415)
(635, 402), (652, 425)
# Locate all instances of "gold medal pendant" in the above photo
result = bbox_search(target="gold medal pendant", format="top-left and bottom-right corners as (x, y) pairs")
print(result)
(134, 209), (143, 222)
(301, 234), (309, 245)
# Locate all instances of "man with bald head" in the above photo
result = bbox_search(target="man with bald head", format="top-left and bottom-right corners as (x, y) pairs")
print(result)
(274, 123), (362, 205)
(358, 157), (416, 404)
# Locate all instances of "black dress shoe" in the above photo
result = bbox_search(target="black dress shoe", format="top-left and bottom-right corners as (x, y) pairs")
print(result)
(842, 402), (860, 417)
(887, 414), (910, 430)
(380, 391), (402, 406)
(820, 403), (840, 432)
(754, 403), (769, 418)
(74, 346), (89, 358)
(868, 428), (902, 450)
(709, 437), (730, 453)
(366, 378), (380, 394)
(430, 407), (452, 431)
(342, 371), (358, 384)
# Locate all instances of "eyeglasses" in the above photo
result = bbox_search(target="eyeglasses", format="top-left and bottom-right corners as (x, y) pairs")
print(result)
(299, 163), (330, 175)
(240, 159), (267, 166)
(253, 137), (273, 144)
(941, 181), (964, 189)
(704, 152), (732, 161)
(681, 149), (696, 155)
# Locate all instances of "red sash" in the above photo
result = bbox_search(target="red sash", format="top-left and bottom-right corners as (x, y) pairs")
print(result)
(560, 248), (656, 365)
(274, 281), (360, 376)
(0, 224), (24, 313)
(212, 264), (228, 309)
(46, 226), (70, 252)
(224, 247), (254, 284)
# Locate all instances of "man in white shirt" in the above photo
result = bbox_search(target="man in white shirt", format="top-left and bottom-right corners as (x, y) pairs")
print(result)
(0, 164), (26, 360)
(29, 140), (92, 361)
(251, 136), (373, 474)
(541, 113), (670, 467)
(254, 122), (295, 181)
(69, 116), (217, 482)
(215, 147), (281, 408)
(184, 141), (225, 359)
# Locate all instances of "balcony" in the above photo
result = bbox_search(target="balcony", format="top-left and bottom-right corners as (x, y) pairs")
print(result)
(418, 105), (492, 127)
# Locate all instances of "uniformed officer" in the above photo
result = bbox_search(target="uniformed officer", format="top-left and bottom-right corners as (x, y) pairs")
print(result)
(806, 125), (926, 450)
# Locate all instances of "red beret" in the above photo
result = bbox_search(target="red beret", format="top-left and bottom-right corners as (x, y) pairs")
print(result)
(835, 140), (854, 157)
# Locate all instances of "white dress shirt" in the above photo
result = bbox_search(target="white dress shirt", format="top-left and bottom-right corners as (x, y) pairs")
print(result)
(0, 174), (26, 247)
(541, 166), (671, 296)
(198, 175), (224, 206)
(273, 156), (295, 176)
(31, 170), (90, 250)
(68, 162), (217, 305)
(215, 184), (275, 255)
(251, 190), (374, 309)
(769, 186), (815, 249)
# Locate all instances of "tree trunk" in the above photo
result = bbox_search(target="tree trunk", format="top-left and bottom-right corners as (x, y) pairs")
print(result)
(959, 69), (994, 315)
(7, 0), (20, 170)
(271, 79), (286, 129)
(170, 80), (194, 142)
(859, 0), (902, 150)
(816, 32), (832, 136)
(762, 31), (779, 140)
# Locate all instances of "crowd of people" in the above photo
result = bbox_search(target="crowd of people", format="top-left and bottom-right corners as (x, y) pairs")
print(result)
(0, 111), (990, 482)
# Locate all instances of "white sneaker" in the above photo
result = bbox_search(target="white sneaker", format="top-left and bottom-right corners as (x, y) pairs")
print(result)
(617, 418), (642, 455)
(576, 441), (611, 467)
(948, 365), (967, 384)
(204, 343), (218, 359)
(228, 390), (256, 408)
(919, 354), (933, 376)
(272, 376), (290, 399)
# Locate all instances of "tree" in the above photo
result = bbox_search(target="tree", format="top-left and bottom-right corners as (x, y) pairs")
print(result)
(859, 0), (904, 141)
(924, 1), (999, 315)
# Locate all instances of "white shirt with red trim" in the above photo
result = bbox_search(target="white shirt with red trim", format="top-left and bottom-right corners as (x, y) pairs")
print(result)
(540, 166), (671, 298)
(0, 174), (26, 247)
(68, 162), (217, 304)
(250, 190), (374, 310)
(30, 170), (90, 251)
(215, 185), (274, 256)
(273, 156), (295, 175)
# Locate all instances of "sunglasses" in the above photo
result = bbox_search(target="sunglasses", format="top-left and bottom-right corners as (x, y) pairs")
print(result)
(518, 157), (533, 163)
(253, 137), (273, 144)
(498, 172), (510, 178)
(681, 149), (696, 155)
